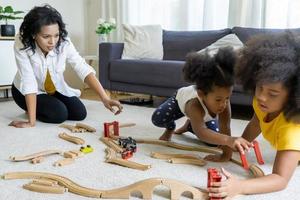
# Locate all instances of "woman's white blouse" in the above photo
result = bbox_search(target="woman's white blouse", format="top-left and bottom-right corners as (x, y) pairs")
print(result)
(13, 36), (95, 97)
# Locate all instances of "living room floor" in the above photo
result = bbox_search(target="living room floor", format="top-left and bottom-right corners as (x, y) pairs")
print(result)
(80, 88), (253, 121)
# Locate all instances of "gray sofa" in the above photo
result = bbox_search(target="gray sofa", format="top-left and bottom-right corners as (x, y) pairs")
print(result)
(99, 27), (300, 106)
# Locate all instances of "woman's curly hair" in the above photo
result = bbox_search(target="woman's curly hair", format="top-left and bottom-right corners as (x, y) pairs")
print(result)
(19, 4), (68, 53)
(236, 32), (300, 122)
(183, 47), (236, 94)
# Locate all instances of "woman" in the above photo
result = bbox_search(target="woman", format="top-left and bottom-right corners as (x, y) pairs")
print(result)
(10, 5), (122, 128)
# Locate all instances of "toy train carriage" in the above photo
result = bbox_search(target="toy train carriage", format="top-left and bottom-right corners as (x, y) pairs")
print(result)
(118, 137), (137, 152)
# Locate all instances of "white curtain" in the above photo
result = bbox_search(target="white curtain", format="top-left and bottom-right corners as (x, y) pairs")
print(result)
(264, 0), (300, 28)
(123, 0), (230, 30)
(97, 0), (300, 42)
(228, 0), (267, 28)
(97, 0), (127, 42)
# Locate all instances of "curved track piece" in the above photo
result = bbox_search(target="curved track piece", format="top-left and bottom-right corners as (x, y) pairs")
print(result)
(10, 150), (63, 162)
(23, 183), (67, 194)
(60, 124), (86, 133)
(75, 123), (96, 132)
(105, 148), (151, 171)
(100, 137), (124, 153)
(102, 178), (207, 199)
(2, 172), (207, 199)
(59, 132), (85, 145)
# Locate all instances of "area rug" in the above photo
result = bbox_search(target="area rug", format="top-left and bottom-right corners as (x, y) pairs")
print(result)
(0, 99), (299, 200)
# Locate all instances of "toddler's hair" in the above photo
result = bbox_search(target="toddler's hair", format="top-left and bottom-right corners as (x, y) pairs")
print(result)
(236, 32), (300, 122)
(183, 47), (236, 94)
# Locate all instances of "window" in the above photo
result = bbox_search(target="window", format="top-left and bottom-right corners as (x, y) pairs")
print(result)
(265, 0), (300, 28)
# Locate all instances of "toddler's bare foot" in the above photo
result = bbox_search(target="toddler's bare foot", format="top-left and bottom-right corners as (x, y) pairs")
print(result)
(159, 129), (174, 141)
(174, 119), (190, 135)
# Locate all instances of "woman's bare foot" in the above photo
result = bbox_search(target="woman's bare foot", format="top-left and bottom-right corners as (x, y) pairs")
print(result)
(159, 129), (174, 141)
(174, 119), (190, 135)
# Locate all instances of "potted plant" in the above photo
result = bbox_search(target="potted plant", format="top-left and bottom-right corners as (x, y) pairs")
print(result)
(95, 18), (116, 43)
(0, 5), (24, 36)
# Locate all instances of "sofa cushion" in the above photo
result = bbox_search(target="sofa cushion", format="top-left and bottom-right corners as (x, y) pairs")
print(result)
(232, 27), (300, 43)
(110, 59), (188, 88)
(121, 24), (163, 60)
(197, 33), (243, 56)
(163, 28), (232, 61)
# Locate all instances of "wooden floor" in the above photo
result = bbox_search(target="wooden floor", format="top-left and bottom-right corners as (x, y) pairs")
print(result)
(80, 88), (152, 101)
(80, 88), (252, 120)
(80, 88), (168, 108)
(80, 88), (102, 101)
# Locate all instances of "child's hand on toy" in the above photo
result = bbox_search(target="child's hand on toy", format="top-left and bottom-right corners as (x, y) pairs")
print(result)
(102, 98), (123, 115)
(9, 120), (35, 128)
(228, 137), (253, 155)
(208, 167), (241, 199)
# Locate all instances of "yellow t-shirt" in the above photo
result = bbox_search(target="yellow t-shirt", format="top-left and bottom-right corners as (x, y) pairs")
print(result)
(44, 69), (56, 95)
(253, 98), (300, 151)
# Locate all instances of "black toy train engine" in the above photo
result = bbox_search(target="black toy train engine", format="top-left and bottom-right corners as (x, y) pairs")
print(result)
(118, 137), (137, 152)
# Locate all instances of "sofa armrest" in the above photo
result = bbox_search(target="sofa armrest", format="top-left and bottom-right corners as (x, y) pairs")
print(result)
(99, 42), (124, 89)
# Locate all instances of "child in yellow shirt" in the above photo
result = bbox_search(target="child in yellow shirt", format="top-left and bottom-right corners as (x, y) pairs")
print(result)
(208, 33), (300, 198)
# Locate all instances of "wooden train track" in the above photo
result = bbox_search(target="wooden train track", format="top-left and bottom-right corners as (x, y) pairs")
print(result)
(111, 137), (265, 177)
(100, 137), (124, 153)
(151, 152), (202, 160)
(75, 123), (96, 132)
(58, 132), (85, 145)
(9, 150), (63, 162)
(2, 172), (207, 199)
(59, 124), (86, 133)
(100, 136), (151, 171)
(23, 182), (67, 194)
(151, 152), (207, 166)
(105, 148), (151, 171)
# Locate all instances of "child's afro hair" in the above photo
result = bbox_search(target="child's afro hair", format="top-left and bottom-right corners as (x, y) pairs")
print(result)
(183, 46), (236, 94)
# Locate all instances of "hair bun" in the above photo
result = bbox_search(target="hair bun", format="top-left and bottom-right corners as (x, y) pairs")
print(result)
(215, 47), (236, 75)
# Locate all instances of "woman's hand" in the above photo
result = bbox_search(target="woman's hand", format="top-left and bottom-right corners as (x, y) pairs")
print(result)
(9, 120), (35, 128)
(228, 137), (253, 155)
(208, 168), (241, 199)
(102, 98), (123, 115)
(204, 146), (232, 162)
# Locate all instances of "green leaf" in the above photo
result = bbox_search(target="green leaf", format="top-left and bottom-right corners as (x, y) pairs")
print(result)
(4, 6), (13, 13)
(0, 5), (24, 23)
(13, 11), (24, 14)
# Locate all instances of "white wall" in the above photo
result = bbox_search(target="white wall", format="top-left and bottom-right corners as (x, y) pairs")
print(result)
(1, 0), (87, 52)
(86, 0), (101, 55)
(0, 0), (98, 89)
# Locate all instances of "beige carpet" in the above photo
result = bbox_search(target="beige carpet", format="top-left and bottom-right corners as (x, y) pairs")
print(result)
(0, 99), (299, 200)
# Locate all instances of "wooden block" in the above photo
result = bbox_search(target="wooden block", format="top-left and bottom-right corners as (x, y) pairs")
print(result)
(69, 150), (84, 157)
(31, 156), (45, 164)
(63, 152), (76, 159)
